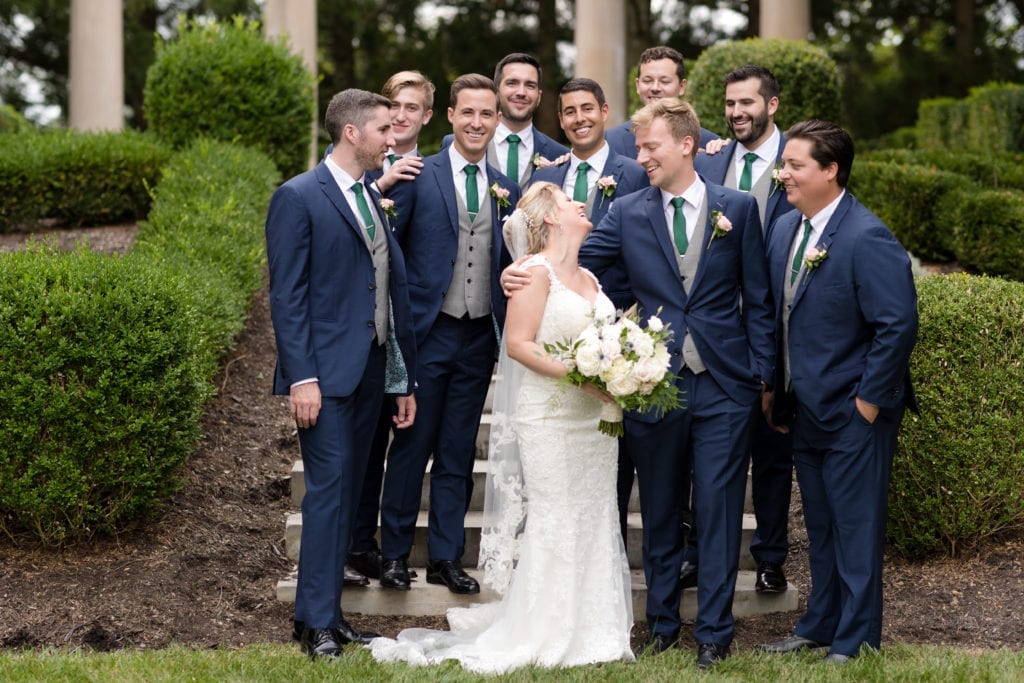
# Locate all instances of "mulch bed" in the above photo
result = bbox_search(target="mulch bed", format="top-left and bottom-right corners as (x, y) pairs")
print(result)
(0, 225), (1021, 653)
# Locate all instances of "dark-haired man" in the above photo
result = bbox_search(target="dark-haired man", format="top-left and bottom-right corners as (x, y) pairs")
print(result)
(605, 46), (719, 158)
(758, 120), (918, 664)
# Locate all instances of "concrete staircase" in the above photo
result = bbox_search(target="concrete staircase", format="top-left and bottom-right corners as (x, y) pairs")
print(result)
(275, 382), (800, 621)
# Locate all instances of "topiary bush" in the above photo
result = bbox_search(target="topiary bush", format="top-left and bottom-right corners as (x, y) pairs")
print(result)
(860, 149), (1024, 192)
(890, 274), (1024, 559)
(688, 38), (841, 137)
(964, 82), (1024, 153)
(0, 130), (169, 231)
(915, 97), (967, 150)
(849, 160), (963, 261)
(0, 248), (210, 545)
(144, 16), (314, 178)
(947, 188), (1024, 281)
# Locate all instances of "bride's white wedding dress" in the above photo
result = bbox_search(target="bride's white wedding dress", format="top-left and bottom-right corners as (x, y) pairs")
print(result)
(369, 254), (634, 674)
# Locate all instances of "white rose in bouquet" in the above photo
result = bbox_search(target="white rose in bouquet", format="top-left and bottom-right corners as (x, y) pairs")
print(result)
(575, 337), (603, 376)
(627, 328), (655, 358)
(647, 315), (664, 332)
(603, 357), (640, 397)
(632, 356), (664, 385)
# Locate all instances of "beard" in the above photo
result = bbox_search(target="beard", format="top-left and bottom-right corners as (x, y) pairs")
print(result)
(730, 108), (770, 146)
(355, 144), (383, 172)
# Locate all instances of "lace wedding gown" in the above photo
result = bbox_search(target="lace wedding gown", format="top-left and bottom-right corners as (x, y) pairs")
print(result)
(370, 255), (634, 674)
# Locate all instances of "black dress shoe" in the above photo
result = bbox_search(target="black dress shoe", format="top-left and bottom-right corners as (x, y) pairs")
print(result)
(755, 561), (788, 593)
(639, 631), (677, 656)
(756, 634), (826, 653)
(426, 560), (480, 594)
(300, 627), (342, 659)
(347, 550), (382, 580)
(333, 617), (381, 645)
(380, 557), (411, 590)
(696, 642), (729, 670)
(343, 564), (370, 587)
(679, 560), (698, 589)
(292, 620), (304, 642)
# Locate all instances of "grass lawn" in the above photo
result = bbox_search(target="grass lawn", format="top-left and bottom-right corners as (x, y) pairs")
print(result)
(1, 643), (1022, 682)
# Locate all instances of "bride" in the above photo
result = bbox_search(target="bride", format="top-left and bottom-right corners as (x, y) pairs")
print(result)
(369, 182), (634, 673)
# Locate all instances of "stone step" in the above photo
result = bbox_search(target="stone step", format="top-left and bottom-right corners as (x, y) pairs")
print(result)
(275, 567), (800, 621)
(284, 511), (760, 571)
(290, 456), (755, 516)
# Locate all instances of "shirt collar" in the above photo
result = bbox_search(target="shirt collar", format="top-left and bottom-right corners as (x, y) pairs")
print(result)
(448, 144), (482, 175)
(806, 190), (846, 233)
(661, 175), (705, 212)
(496, 122), (534, 146)
(571, 141), (610, 176)
(737, 124), (781, 163)
(324, 156), (361, 191)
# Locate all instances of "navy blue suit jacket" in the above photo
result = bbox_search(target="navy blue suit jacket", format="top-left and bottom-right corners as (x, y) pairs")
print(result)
(387, 152), (520, 345)
(266, 162), (417, 397)
(606, 120), (720, 159)
(531, 147), (649, 310)
(766, 193), (918, 431)
(581, 180), (775, 417)
(694, 134), (793, 234)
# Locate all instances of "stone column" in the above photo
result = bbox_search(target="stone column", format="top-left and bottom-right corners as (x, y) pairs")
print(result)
(575, 0), (627, 126)
(265, 0), (318, 169)
(69, 0), (123, 131)
(760, 0), (811, 41)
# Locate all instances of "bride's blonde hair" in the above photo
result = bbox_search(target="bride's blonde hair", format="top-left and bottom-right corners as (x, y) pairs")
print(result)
(511, 182), (561, 255)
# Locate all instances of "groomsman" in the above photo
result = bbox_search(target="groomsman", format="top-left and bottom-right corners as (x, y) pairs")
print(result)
(758, 120), (918, 663)
(266, 89), (417, 658)
(443, 53), (569, 185)
(346, 71), (436, 586)
(379, 74), (520, 595)
(531, 77), (648, 546)
(683, 64), (795, 594)
(605, 46), (719, 158)
(507, 99), (774, 669)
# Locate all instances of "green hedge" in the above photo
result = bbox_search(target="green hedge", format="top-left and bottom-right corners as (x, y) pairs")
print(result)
(860, 149), (1024, 192)
(0, 104), (34, 134)
(849, 160), (962, 261)
(688, 38), (841, 137)
(890, 274), (1024, 558)
(0, 130), (170, 231)
(947, 189), (1024, 281)
(0, 140), (278, 545)
(917, 84), (1024, 152)
(144, 16), (314, 179)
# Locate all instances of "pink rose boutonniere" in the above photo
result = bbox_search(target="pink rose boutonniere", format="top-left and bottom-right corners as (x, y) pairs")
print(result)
(707, 209), (733, 248)
(379, 198), (397, 219)
(596, 175), (617, 208)
(803, 246), (828, 270)
(769, 164), (784, 198)
(490, 182), (511, 209)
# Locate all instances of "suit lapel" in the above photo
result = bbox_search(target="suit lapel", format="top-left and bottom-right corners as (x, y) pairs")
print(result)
(686, 186), (723, 295)
(432, 154), (460, 235)
(647, 188), (679, 275)
(764, 133), (786, 226)
(315, 163), (365, 243)
(791, 193), (850, 309)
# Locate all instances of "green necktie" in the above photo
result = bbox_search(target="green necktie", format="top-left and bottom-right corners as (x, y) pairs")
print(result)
(387, 153), (398, 165)
(573, 161), (591, 203)
(671, 196), (688, 255)
(351, 182), (376, 241)
(464, 164), (479, 219)
(506, 134), (521, 184)
(790, 219), (813, 284)
(738, 152), (758, 192)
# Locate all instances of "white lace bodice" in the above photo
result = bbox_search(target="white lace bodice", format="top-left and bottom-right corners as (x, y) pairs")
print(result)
(521, 253), (616, 354)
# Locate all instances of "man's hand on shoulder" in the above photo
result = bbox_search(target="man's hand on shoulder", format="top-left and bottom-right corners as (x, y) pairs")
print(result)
(500, 255), (534, 297)
(700, 138), (731, 156)
(376, 156), (424, 193)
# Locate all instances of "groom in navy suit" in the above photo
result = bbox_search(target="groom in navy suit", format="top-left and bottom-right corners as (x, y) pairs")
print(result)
(579, 99), (774, 669)
(686, 64), (795, 594)
(759, 120), (918, 662)
(531, 76), (648, 546)
(266, 89), (418, 658)
(378, 74), (520, 595)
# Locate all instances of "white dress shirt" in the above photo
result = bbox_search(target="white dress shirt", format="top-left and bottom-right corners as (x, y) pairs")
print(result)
(494, 122), (534, 181)
(661, 175), (706, 246)
(790, 189), (846, 267)
(448, 145), (489, 211)
(732, 125), (781, 189)
(564, 142), (610, 199)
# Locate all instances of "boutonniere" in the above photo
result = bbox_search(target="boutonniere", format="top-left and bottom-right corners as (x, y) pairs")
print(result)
(803, 246), (828, 270)
(378, 198), (397, 219)
(769, 164), (784, 198)
(707, 209), (733, 248)
(596, 175), (617, 208)
(490, 182), (511, 209)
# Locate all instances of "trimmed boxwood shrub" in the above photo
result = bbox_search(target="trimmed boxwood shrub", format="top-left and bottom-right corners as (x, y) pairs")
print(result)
(0, 140), (278, 545)
(0, 130), (170, 231)
(849, 160), (963, 261)
(688, 39), (841, 136)
(964, 82), (1024, 153)
(0, 248), (210, 545)
(144, 16), (314, 179)
(947, 188), (1024, 281)
(916, 97), (967, 150)
(860, 149), (1024, 192)
(890, 274), (1024, 559)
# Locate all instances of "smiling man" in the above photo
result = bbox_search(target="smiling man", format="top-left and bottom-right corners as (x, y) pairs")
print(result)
(605, 46), (719, 159)
(378, 74), (520, 597)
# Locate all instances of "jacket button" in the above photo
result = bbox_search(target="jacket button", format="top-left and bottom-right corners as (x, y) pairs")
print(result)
(367, 321), (374, 328)
(369, 283), (376, 290)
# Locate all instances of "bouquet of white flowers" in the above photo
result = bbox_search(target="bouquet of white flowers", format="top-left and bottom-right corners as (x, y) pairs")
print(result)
(544, 308), (681, 436)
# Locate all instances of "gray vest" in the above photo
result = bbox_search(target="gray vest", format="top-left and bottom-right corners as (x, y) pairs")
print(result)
(724, 152), (772, 229)
(487, 141), (533, 189)
(361, 202), (391, 344)
(782, 233), (811, 388)
(675, 198), (709, 374)
(441, 192), (493, 319)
